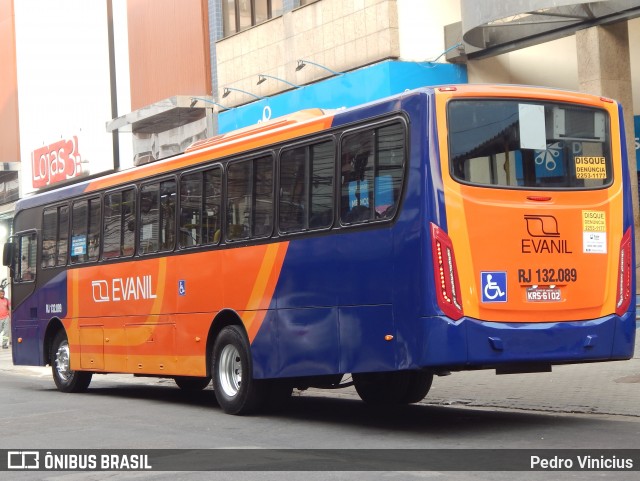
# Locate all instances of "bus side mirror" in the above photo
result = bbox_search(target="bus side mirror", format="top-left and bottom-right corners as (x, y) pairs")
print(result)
(2, 242), (15, 267)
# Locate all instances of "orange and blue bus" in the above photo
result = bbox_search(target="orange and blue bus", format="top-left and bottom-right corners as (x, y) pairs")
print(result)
(4, 84), (636, 414)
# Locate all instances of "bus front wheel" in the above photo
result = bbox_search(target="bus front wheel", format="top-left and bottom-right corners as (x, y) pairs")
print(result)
(50, 331), (93, 393)
(212, 325), (265, 415)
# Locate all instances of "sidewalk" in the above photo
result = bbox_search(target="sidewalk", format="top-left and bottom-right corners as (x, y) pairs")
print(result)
(1, 328), (638, 417)
(422, 329), (640, 417)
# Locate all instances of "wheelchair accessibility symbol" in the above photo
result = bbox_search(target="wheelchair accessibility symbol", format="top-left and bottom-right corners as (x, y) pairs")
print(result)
(481, 272), (507, 303)
(178, 280), (186, 296)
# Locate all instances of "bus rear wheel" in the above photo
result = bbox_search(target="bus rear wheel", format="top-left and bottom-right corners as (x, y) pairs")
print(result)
(401, 371), (433, 404)
(212, 325), (265, 415)
(50, 330), (92, 393)
(353, 370), (432, 405)
(174, 376), (211, 391)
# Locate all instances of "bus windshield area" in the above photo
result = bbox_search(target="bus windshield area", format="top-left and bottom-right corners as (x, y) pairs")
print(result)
(447, 100), (612, 189)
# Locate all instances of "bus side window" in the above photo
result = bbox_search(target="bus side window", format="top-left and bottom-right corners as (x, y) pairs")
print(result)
(139, 184), (159, 254)
(279, 147), (307, 233)
(58, 206), (69, 265)
(203, 168), (222, 244)
(340, 122), (405, 225)
(279, 140), (334, 233)
(227, 160), (252, 241)
(160, 180), (176, 250)
(42, 208), (58, 268)
(309, 141), (335, 229)
(139, 180), (175, 254)
(70, 197), (101, 264)
(42, 205), (69, 268)
(104, 189), (136, 259)
(122, 189), (136, 256)
(180, 173), (202, 247)
(341, 130), (374, 224)
(253, 156), (273, 238)
(226, 156), (273, 241)
(14, 233), (37, 282)
(179, 167), (222, 248)
(375, 123), (405, 219)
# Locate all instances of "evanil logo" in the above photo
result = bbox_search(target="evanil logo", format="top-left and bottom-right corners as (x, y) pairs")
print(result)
(92, 275), (157, 303)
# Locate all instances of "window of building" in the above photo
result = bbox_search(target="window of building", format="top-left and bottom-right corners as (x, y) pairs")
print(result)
(139, 180), (176, 254)
(42, 205), (69, 268)
(0, 171), (19, 204)
(103, 189), (136, 260)
(222, 0), (283, 37)
(279, 140), (335, 233)
(226, 155), (273, 241)
(340, 122), (406, 225)
(70, 197), (101, 264)
(179, 167), (222, 248)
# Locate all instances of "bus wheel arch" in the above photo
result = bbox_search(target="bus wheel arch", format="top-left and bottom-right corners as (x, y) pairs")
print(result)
(50, 329), (92, 393)
(209, 311), (266, 415)
(43, 318), (65, 366)
(206, 309), (245, 379)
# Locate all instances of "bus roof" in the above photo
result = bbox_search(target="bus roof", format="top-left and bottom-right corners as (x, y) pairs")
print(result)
(15, 84), (613, 213)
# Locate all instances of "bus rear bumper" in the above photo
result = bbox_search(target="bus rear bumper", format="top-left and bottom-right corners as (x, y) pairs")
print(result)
(419, 312), (636, 369)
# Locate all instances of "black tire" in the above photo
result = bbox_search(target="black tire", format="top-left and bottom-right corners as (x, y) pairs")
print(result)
(264, 380), (294, 411)
(50, 330), (92, 393)
(174, 376), (211, 391)
(353, 371), (413, 405)
(400, 371), (433, 404)
(212, 325), (265, 415)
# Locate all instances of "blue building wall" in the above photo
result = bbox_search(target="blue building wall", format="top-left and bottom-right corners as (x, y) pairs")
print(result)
(217, 60), (467, 133)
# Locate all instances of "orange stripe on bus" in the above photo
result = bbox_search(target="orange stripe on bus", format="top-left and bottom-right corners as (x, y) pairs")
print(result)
(244, 242), (289, 342)
(65, 242), (289, 373)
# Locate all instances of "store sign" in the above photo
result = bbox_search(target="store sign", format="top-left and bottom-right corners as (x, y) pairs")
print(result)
(31, 136), (84, 188)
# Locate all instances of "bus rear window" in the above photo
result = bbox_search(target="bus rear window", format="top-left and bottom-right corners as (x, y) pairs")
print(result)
(447, 100), (612, 189)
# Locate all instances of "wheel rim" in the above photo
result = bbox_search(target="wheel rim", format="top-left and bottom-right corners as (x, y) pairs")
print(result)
(218, 344), (242, 397)
(54, 340), (72, 382)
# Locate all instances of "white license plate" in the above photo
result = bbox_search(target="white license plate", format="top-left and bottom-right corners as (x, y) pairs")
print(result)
(526, 287), (562, 302)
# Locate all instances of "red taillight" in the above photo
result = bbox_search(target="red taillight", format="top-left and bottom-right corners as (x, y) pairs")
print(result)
(431, 223), (463, 320)
(615, 227), (633, 317)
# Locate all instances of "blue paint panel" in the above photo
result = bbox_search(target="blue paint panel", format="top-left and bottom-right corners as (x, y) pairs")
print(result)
(11, 271), (68, 366)
(251, 310), (279, 379)
(16, 180), (90, 211)
(276, 236), (340, 309)
(250, 90), (636, 378)
(464, 313), (636, 364)
(276, 307), (339, 377)
(619, 106), (637, 288)
(339, 305), (397, 372)
(635, 115), (640, 171)
(12, 324), (41, 365)
(412, 313), (636, 368)
(253, 91), (431, 376)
